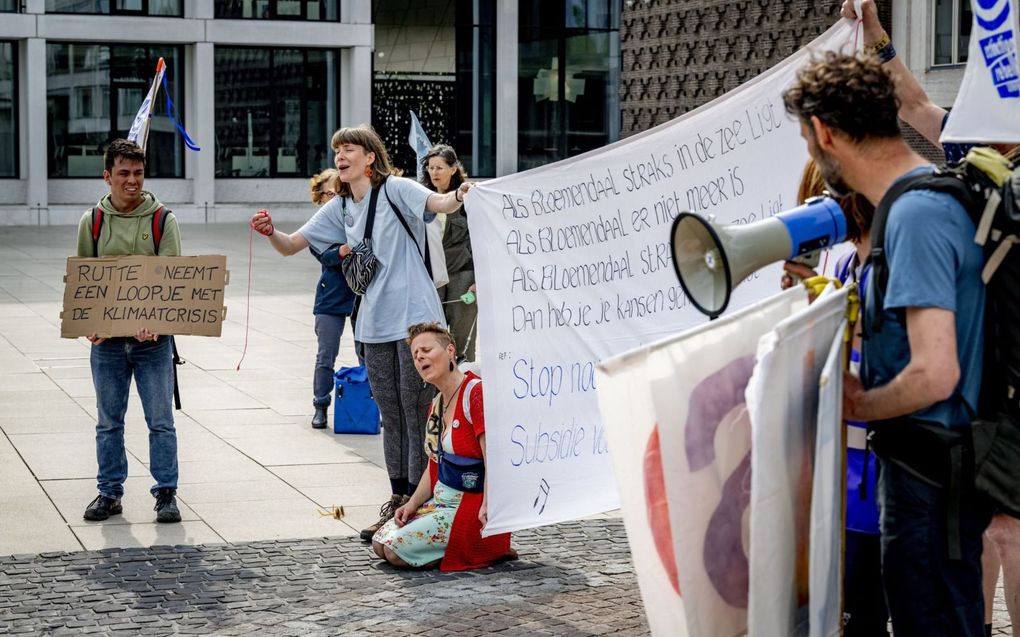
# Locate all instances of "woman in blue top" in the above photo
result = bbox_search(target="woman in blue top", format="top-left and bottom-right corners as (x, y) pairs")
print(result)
(251, 125), (472, 541)
(783, 159), (884, 637)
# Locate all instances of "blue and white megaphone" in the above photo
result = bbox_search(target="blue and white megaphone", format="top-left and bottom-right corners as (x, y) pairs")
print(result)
(670, 195), (846, 318)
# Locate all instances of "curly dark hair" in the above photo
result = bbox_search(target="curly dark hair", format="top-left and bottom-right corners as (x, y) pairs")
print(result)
(419, 144), (467, 193)
(103, 138), (146, 172)
(783, 52), (900, 142)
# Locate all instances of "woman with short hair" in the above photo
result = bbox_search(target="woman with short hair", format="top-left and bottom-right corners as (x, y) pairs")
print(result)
(372, 322), (513, 570)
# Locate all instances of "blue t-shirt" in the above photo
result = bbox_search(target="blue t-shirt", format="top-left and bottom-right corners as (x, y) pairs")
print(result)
(298, 176), (445, 343)
(861, 166), (985, 428)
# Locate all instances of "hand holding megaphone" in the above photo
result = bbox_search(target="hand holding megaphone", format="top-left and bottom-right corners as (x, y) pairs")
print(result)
(671, 196), (846, 318)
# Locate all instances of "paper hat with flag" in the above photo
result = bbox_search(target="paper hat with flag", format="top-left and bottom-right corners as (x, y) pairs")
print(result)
(127, 57), (200, 153)
(408, 110), (432, 181)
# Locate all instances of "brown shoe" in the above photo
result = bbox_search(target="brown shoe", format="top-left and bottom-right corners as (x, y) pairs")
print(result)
(360, 494), (408, 542)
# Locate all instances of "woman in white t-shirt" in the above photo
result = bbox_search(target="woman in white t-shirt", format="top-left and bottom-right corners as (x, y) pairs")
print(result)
(250, 125), (472, 541)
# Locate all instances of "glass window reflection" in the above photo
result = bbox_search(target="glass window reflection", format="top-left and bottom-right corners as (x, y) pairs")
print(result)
(46, 43), (185, 177)
(213, 0), (339, 20)
(214, 47), (337, 177)
(518, 0), (620, 171)
(46, 0), (183, 16)
(0, 42), (16, 178)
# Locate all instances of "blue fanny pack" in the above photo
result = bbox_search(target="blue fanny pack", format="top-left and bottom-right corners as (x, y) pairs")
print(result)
(437, 441), (485, 493)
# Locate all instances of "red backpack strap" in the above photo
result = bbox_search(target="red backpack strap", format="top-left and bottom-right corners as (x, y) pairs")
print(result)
(151, 206), (166, 255)
(91, 207), (104, 257)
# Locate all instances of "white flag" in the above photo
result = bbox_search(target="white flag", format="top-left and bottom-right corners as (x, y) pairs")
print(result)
(408, 110), (432, 181)
(941, 0), (1020, 143)
(809, 316), (848, 637)
(745, 286), (848, 636)
(596, 288), (808, 637)
(127, 57), (166, 153)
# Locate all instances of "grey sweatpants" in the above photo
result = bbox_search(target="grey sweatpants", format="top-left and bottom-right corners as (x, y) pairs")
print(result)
(361, 339), (435, 481)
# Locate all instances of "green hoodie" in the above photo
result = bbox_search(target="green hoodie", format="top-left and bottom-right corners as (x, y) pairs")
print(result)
(76, 191), (181, 258)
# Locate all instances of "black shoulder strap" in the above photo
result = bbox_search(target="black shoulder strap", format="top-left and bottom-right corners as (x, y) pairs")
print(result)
(866, 171), (972, 334)
(382, 180), (433, 277)
(363, 184), (381, 241)
(170, 335), (183, 410)
(91, 207), (104, 257)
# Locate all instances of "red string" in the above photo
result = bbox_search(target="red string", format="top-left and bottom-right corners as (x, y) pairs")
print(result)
(236, 226), (254, 371)
(822, 250), (831, 277)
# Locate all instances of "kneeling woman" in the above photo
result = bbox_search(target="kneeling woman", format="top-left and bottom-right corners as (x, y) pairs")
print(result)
(372, 323), (513, 571)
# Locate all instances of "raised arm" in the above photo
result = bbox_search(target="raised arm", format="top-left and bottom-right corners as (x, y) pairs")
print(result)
(426, 181), (475, 214)
(842, 0), (948, 146)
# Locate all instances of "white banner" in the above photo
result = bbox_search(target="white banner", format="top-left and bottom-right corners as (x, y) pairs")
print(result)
(467, 20), (855, 536)
(596, 288), (807, 637)
(941, 0), (1020, 143)
(809, 317), (848, 637)
(745, 286), (849, 636)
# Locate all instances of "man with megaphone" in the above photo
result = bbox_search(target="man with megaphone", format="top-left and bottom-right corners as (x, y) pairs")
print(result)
(782, 53), (991, 637)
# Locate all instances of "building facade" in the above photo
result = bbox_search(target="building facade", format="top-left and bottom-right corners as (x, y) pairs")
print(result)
(1, 0), (372, 225)
(0, 0), (971, 225)
(619, 0), (969, 161)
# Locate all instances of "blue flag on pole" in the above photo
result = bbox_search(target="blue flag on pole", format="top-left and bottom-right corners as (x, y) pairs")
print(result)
(408, 110), (432, 181)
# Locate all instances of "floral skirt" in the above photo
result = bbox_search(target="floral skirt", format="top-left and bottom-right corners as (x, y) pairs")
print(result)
(372, 481), (464, 567)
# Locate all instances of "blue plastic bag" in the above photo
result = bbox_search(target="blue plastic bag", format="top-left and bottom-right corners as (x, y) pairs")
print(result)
(333, 365), (380, 435)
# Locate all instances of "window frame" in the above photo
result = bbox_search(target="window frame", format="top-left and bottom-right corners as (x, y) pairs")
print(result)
(0, 40), (18, 179)
(931, 0), (971, 67)
(212, 0), (341, 21)
(213, 45), (340, 178)
(45, 42), (187, 179)
(45, 0), (184, 16)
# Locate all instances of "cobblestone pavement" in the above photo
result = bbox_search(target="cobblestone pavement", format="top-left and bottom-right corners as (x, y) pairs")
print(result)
(0, 520), (648, 636)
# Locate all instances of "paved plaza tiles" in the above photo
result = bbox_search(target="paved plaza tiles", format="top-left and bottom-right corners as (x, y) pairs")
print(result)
(0, 224), (1011, 635)
(0, 224), (643, 635)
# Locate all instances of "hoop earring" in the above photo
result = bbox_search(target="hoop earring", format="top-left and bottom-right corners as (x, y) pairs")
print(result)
(449, 359), (455, 372)
(365, 166), (374, 178)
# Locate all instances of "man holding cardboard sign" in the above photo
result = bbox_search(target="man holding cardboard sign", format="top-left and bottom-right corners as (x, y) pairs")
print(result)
(75, 139), (183, 524)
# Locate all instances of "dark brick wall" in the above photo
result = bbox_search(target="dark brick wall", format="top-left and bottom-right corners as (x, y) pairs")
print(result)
(619, 0), (893, 137)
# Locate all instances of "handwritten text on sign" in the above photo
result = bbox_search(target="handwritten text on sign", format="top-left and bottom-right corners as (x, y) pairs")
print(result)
(60, 255), (228, 338)
(467, 22), (852, 536)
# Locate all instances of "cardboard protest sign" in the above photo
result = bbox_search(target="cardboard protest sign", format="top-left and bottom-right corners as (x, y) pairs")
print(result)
(60, 255), (228, 338)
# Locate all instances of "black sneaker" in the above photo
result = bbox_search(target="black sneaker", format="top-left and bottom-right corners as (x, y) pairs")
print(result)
(359, 494), (408, 542)
(83, 494), (122, 521)
(154, 488), (182, 523)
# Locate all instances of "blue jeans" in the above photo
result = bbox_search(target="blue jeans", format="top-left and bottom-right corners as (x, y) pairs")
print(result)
(877, 456), (991, 637)
(313, 313), (348, 407)
(91, 337), (178, 498)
